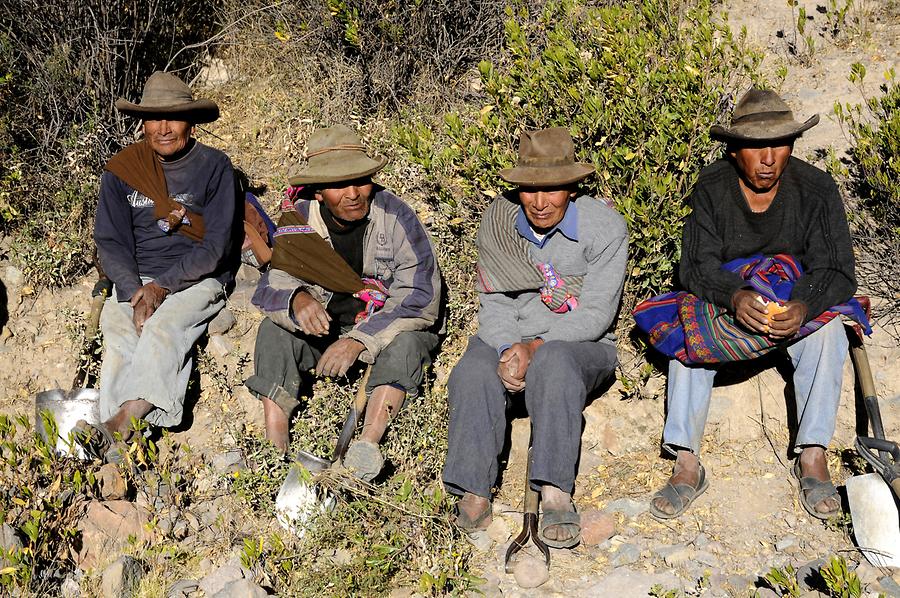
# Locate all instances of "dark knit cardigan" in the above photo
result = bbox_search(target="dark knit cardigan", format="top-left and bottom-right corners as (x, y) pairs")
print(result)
(679, 156), (856, 321)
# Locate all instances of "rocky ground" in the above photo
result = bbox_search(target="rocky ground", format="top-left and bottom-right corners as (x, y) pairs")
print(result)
(1, 0), (899, 596)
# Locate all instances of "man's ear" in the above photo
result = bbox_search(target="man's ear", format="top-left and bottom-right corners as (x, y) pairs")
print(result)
(313, 189), (324, 202)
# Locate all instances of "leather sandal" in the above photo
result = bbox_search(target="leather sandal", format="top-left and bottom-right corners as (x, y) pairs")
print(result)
(793, 459), (841, 520)
(650, 463), (709, 520)
(453, 502), (492, 531)
(539, 508), (581, 549)
(73, 420), (115, 461)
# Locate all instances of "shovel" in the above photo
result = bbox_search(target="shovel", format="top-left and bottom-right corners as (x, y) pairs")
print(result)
(275, 365), (372, 533)
(35, 274), (112, 457)
(845, 322), (900, 568)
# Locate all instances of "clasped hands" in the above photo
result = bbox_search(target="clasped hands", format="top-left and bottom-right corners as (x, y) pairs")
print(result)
(498, 338), (545, 392)
(292, 291), (365, 377)
(732, 289), (807, 339)
(131, 281), (169, 335)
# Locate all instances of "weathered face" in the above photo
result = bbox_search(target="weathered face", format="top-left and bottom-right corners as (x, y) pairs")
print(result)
(518, 187), (576, 232)
(729, 143), (793, 193)
(315, 178), (374, 222)
(143, 119), (194, 159)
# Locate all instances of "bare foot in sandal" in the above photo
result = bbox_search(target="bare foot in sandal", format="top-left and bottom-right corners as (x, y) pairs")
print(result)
(455, 492), (492, 531)
(539, 485), (580, 548)
(796, 446), (840, 518)
(651, 450), (707, 519)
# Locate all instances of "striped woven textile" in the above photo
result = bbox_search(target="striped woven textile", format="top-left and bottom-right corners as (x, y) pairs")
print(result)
(475, 194), (584, 313)
(633, 254), (871, 364)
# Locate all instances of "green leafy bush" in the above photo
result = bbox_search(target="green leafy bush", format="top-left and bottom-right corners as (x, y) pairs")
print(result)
(395, 0), (762, 341)
(0, 414), (101, 592)
(836, 67), (900, 232)
(833, 67), (900, 332)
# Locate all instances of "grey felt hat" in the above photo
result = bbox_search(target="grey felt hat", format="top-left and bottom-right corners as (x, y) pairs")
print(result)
(500, 127), (595, 186)
(710, 88), (819, 142)
(288, 126), (387, 186)
(115, 71), (220, 124)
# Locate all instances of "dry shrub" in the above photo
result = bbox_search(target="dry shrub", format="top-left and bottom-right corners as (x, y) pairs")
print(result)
(214, 0), (527, 115)
(0, 0), (221, 284)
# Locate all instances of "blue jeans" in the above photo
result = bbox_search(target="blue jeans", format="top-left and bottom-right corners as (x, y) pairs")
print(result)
(662, 318), (848, 456)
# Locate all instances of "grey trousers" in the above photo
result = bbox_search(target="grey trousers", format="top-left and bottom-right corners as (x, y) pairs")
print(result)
(246, 317), (439, 400)
(99, 277), (226, 427)
(443, 336), (618, 498)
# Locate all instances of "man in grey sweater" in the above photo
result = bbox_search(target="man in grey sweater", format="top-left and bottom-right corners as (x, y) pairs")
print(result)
(443, 128), (628, 549)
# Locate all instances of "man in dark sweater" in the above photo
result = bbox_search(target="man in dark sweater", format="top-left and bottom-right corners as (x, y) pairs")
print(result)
(443, 128), (627, 549)
(248, 126), (442, 482)
(649, 89), (855, 521)
(80, 71), (237, 458)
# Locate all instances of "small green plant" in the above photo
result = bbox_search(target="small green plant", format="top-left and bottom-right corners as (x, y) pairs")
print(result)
(0, 413), (102, 593)
(819, 556), (862, 598)
(786, 0), (817, 64)
(764, 563), (801, 597)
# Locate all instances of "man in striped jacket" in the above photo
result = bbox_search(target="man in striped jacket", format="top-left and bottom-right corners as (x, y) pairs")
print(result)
(246, 126), (442, 481)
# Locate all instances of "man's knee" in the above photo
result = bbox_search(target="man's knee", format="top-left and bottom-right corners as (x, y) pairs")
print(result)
(448, 348), (500, 400)
(792, 318), (849, 356)
(527, 341), (580, 384)
(254, 318), (297, 355)
(379, 331), (429, 365)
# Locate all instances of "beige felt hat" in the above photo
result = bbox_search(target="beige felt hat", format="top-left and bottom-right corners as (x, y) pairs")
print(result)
(710, 88), (819, 142)
(288, 126), (387, 186)
(500, 127), (595, 186)
(115, 71), (219, 124)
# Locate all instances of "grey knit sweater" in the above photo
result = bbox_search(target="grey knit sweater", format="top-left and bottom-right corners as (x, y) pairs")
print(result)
(476, 195), (628, 351)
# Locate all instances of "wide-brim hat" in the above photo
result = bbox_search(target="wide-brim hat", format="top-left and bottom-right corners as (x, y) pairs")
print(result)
(500, 127), (595, 186)
(288, 125), (388, 186)
(115, 71), (220, 124)
(710, 88), (819, 142)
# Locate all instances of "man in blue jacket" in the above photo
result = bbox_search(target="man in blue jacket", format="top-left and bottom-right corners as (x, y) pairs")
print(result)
(80, 71), (237, 458)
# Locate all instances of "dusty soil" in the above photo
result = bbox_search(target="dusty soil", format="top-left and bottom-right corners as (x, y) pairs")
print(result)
(0, 0), (899, 596)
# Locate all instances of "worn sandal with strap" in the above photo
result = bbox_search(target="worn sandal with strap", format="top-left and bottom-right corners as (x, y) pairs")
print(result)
(453, 502), (492, 532)
(650, 463), (709, 520)
(539, 508), (581, 549)
(73, 420), (116, 461)
(792, 459), (841, 520)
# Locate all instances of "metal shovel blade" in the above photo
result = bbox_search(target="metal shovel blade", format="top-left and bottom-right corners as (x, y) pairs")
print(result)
(274, 464), (336, 536)
(846, 473), (900, 568)
(35, 388), (100, 459)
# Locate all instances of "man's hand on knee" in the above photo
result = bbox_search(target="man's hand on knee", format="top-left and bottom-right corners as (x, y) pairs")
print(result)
(292, 291), (332, 336)
(768, 300), (807, 338)
(731, 289), (770, 334)
(316, 338), (365, 377)
(130, 281), (169, 334)
(498, 339), (544, 392)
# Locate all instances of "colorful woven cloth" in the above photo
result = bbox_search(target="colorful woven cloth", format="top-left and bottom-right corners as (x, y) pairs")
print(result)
(476, 194), (583, 313)
(633, 254), (871, 364)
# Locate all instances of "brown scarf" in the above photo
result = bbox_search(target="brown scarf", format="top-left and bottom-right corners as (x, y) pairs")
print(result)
(104, 140), (206, 242)
(270, 206), (365, 294)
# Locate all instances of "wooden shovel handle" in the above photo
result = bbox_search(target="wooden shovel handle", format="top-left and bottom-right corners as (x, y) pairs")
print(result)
(332, 365), (372, 462)
(71, 281), (110, 389)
